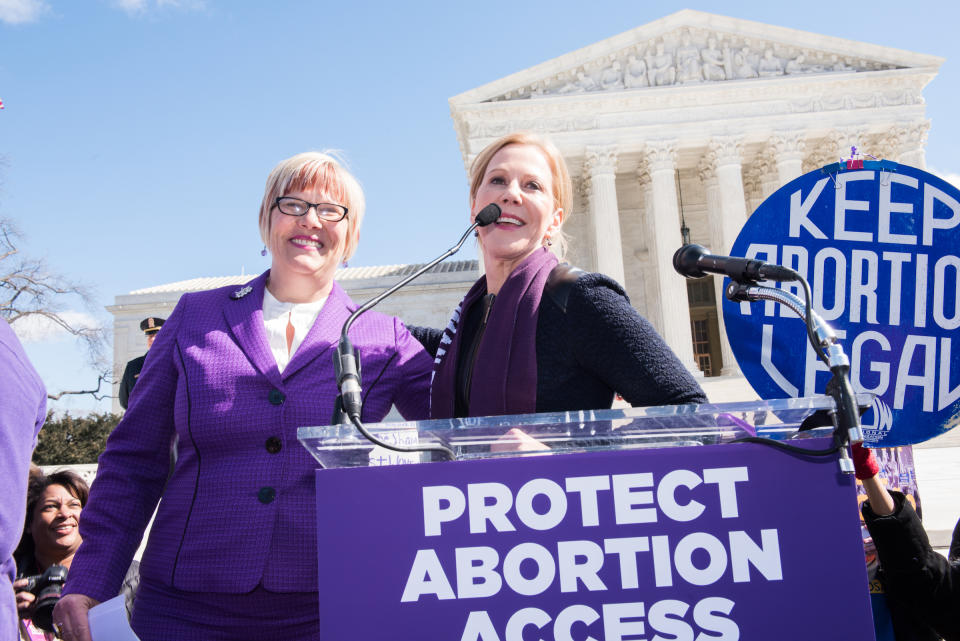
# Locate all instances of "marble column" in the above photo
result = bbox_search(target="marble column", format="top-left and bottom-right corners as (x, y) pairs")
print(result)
(704, 137), (750, 376)
(639, 139), (698, 373)
(583, 146), (626, 286)
(770, 131), (807, 185)
(698, 157), (737, 376)
(710, 136), (749, 256)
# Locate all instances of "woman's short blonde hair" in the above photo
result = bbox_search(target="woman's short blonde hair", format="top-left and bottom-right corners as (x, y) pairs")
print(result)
(259, 151), (366, 260)
(468, 132), (573, 257)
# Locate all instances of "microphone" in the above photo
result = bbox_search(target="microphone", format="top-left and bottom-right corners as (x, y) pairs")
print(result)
(331, 205), (501, 461)
(672, 244), (798, 283)
(474, 203), (501, 227)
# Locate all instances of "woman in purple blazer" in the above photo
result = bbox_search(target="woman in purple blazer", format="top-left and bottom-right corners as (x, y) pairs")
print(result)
(54, 152), (433, 641)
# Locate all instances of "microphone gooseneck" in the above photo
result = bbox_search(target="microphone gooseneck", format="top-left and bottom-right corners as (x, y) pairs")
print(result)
(331, 204), (503, 461)
(673, 242), (863, 472)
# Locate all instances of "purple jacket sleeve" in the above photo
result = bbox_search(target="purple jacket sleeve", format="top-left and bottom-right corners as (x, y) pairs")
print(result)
(63, 298), (186, 602)
(0, 320), (46, 638)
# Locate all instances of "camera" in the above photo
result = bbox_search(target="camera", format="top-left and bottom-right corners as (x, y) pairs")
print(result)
(19, 564), (68, 632)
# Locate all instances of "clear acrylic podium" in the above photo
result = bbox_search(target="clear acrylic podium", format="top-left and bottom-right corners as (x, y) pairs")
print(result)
(297, 395), (860, 468)
(300, 395), (878, 640)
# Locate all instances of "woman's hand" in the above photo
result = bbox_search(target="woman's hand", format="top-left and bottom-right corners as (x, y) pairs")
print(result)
(13, 578), (36, 617)
(52, 594), (100, 641)
(491, 428), (551, 453)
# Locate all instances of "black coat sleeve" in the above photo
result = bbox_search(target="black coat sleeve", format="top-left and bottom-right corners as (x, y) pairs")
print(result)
(863, 491), (960, 641)
(407, 325), (443, 359)
(565, 274), (707, 407)
(118, 357), (142, 410)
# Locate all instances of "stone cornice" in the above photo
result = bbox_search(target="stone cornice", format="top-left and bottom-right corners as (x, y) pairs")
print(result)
(452, 71), (932, 157)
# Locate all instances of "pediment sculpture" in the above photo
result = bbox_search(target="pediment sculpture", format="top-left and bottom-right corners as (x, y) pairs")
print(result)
(489, 28), (902, 102)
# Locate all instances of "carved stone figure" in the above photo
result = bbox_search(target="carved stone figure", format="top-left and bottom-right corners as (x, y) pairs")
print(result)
(734, 47), (758, 79)
(757, 49), (784, 77)
(830, 54), (854, 72)
(648, 41), (676, 87)
(624, 54), (649, 88)
(700, 36), (725, 81)
(600, 61), (624, 90)
(576, 71), (598, 92)
(785, 54), (807, 74)
(675, 32), (702, 84)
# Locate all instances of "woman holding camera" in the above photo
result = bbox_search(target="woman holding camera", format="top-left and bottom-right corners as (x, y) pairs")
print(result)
(14, 470), (88, 640)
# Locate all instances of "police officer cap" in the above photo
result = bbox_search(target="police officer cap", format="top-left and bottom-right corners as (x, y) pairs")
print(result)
(140, 317), (166, 335)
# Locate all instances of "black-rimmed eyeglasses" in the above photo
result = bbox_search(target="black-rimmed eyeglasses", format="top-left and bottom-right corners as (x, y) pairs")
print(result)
(274, 197), (348, 222)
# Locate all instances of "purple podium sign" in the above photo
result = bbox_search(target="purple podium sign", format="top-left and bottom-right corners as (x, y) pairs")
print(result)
(315, 439), (874, 641)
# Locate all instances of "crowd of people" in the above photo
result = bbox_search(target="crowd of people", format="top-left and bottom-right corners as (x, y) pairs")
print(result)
(2, 132), (957, 641)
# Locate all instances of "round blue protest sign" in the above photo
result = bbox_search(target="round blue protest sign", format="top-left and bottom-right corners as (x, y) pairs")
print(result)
(723, 162), (960, 446)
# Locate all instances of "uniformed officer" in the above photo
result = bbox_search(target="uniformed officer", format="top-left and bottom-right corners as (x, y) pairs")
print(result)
(118, 317), (165, 409)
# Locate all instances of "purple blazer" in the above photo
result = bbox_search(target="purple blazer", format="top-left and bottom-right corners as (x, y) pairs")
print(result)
(1, 319), (46, 639)
(63, 271), (432, 601)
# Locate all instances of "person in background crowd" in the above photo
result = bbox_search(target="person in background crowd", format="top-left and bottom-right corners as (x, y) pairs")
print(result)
(856, 443), (960, 640)
(415, 131), (705, 422)
(54, 151), (433, 641)
(118, 317), (165, 410)
(14, 471), (88, 640)
(0, 319), (47, 641)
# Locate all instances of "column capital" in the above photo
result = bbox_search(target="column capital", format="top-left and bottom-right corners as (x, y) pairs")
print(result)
(769, 131), (807, 160)
(635, 163), (653, 188)
(707, 135), (743, 169)
(697, 155), (717, 184)
(802, 144), (837, 174)
(882, 120), (931, 155)
(828, 126), (870, 160)
(642, 139), (678, 174)
(584, 146), (619, 176)
(742, 164), (763, 204)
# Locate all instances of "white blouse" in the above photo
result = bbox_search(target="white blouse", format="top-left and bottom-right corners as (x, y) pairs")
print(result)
(262, 287), (327, 373)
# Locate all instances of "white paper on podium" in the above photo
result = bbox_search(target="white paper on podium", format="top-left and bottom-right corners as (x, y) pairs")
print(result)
(88, 595), (140, 641)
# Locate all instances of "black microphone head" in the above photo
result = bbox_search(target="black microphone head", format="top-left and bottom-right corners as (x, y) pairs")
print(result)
(673, 244), (708, 279)
(474, 203), (501, 227)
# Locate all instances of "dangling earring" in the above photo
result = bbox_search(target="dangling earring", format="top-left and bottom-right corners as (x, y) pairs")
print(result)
(342, 259), (349, 268)
(260, 246), (267, 257)
(545, 237), (553, 247)
(473, 230), (479, 238)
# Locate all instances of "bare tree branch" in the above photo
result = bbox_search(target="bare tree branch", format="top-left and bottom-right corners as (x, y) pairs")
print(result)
(0, 217), (110, 396)
(46, 372), (115, 401)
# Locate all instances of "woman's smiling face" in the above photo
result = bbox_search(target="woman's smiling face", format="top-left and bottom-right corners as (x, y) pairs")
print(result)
(30, 484), (83, 559)
(472, 144), (562, 268)
(269, 186), (350, 284)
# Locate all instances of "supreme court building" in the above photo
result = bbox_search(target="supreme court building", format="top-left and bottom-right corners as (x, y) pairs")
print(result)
(107, 10), (942, 412)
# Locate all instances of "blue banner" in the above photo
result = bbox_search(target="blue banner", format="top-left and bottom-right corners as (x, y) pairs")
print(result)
(724, 163), (960, 446)
(315, 441), (874, 640)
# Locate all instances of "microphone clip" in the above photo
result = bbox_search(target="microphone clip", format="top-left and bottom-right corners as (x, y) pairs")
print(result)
(332, 335), (363, 424)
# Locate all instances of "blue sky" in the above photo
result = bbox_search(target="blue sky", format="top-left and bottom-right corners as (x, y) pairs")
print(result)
(2, 0), (958, 414)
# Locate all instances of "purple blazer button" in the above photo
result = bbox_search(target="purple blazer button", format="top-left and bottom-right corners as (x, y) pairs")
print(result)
(265, 437), (282, 454)
(268, 389), (285, 405)
(257, 487), (276, 504)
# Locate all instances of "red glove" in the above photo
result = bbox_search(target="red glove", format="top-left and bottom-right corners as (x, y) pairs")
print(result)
(851, 442), (880, 480)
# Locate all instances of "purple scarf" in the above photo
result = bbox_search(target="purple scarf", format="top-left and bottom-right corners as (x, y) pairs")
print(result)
(430, 247), (558, 418)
